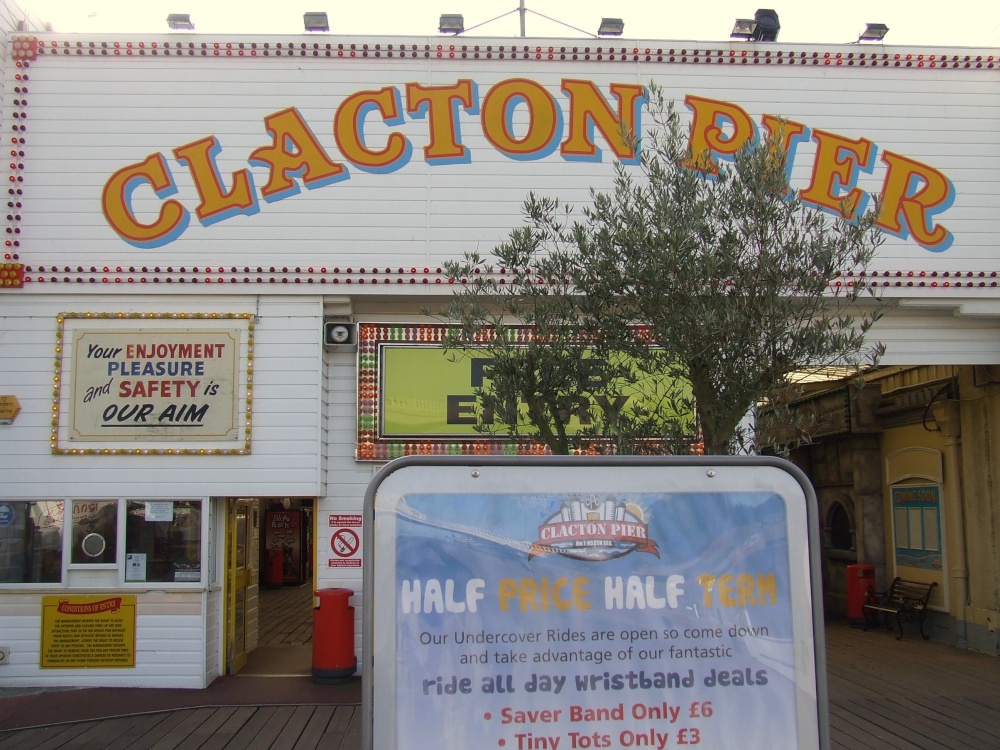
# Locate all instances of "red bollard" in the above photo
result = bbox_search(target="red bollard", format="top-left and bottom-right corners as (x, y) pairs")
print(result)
(312, 588), (357, 684)
(846, 564), (876, 626)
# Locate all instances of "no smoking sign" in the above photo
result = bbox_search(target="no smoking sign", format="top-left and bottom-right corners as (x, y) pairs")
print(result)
(328, 513), (362, 568)
(332, 528), (359, 557)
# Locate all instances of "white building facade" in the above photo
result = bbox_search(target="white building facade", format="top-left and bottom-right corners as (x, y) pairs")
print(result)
(0, 20), (998, 688)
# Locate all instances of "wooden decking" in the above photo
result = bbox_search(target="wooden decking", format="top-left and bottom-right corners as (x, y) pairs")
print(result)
(257, 583), (314, 648)
(0, 704), (360, 750)
(2, 613), (998, 749)
(825, 619), (1000, 749)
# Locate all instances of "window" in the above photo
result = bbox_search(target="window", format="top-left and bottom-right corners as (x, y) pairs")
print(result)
(828, 501), (854, 551)
(125, 501), (202, 583)
(0, 501), (63, 583)
(70, 500), (118, 565)
(2, 498), (203, 585)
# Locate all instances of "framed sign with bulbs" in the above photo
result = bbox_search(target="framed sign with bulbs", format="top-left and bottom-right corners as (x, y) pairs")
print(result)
(51, 312), (254, 456)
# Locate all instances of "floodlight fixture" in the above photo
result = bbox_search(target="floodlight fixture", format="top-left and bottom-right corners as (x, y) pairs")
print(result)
(439, 14), (464, 34)
(858, 23), (889, 42)
(731, 18), (757, 40)
(304, 12), (330, 32)
(752, 9), (780, 41)
(166, 14), (194, 31)
(597, 18), (625, 37)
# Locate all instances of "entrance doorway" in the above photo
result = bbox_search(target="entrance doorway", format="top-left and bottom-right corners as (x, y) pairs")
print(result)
(223, 497), (315, 676)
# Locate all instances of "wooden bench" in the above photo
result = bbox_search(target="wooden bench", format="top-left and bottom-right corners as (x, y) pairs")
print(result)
(863, 577), (937, 640)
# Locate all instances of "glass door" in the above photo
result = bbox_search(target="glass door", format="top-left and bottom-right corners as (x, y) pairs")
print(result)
(226, 499), (254, 674)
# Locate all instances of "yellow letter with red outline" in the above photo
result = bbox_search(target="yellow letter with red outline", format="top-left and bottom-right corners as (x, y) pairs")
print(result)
(684, 95), (757, 173)
(101, 153), (189, 247)
(406, 80), (476, 164)
(481, 78), (561, 160)
(249, 107), (347, 200)
(798, 129), (875, 220)
(876, 151), (954, 250)
(760, 114), (811, 192)
(173, 136), (257, 225)
(560, 80), (645, 164)
(335, 87), (412, 173)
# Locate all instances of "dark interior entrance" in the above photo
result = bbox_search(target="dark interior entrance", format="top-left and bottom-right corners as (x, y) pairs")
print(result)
(243, 497), (315, 676)
(243, 580), (314, 676)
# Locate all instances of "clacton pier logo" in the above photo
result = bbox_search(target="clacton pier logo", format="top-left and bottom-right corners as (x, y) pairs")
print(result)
(530, 495), (658, 562)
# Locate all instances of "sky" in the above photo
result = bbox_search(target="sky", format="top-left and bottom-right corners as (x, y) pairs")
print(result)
(13, 1), (1000, 48)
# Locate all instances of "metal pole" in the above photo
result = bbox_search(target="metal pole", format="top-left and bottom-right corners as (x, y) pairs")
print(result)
(519, 0), (526, 37)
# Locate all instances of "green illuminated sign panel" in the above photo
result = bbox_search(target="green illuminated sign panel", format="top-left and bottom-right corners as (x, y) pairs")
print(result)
(381, 346), (691, 438)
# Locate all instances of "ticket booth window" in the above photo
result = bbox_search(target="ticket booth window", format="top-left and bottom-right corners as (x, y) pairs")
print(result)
(0, 501), (63, 583)
(70, 500), (118, 565)
(125, 501), (202, 583)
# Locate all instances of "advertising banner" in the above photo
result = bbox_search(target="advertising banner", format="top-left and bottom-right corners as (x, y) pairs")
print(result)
(364, 456), (827, 750)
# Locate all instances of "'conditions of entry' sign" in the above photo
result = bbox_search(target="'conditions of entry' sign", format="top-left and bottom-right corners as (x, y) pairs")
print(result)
(363, 456), (827, 750)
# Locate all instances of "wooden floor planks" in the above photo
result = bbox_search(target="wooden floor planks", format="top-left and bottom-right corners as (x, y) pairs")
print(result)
(3, 610), (998, 749)
(825, 619), (1000, 750)
(257, 584), (314, 648)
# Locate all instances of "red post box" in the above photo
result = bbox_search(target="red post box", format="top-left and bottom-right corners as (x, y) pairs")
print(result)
(264, 547), (284, 588)
(312, 587), (357, 684)
(846, 564), (876, 626)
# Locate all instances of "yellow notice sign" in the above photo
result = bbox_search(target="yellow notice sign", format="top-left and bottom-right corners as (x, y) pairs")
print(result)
(40, 595), (137, 668)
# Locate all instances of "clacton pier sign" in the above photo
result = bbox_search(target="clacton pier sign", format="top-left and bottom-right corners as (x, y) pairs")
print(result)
(102, 84), (953, 252)
(8, 34), (997, 285)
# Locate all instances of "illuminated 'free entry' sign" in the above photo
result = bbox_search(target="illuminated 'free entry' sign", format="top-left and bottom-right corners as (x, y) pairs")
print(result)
(363, 456), (827, 750)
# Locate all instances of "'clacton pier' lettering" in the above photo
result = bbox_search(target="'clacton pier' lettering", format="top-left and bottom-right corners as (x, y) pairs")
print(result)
(102, 78), (954, 251)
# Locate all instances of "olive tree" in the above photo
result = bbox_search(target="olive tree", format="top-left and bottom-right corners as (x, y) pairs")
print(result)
(435, 221), (667, 456)
(438, 84), (885, 455)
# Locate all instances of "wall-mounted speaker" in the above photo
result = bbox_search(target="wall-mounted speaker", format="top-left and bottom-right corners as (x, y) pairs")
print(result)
(324, 320), (357, 349)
